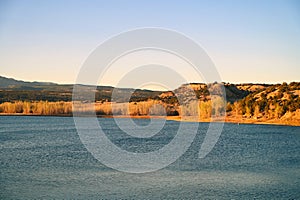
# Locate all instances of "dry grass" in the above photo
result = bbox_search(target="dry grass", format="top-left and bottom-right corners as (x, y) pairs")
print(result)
(1, 100), (299, 126)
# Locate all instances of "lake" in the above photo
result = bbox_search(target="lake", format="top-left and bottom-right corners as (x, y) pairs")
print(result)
(0, 116), (299, 199)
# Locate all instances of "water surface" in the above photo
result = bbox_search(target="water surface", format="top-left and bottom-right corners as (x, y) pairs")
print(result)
(0, 116), (299, 199)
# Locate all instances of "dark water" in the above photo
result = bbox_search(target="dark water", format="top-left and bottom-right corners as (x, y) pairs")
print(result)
(0, 116), (299, 199)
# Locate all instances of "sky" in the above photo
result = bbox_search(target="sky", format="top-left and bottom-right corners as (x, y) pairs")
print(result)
(0, 0), (299, 88)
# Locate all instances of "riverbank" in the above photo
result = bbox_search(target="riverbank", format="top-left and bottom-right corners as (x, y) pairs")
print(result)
(1, 113), (299, 126)
(165, 116), (300, 126)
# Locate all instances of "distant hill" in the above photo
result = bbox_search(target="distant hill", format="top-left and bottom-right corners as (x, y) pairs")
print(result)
(1, 76), (299, 104)
(0, 76), (162, 103)
(0, 76), (57, 89)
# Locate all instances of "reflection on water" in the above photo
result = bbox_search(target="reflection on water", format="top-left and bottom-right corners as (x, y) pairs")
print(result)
(0, 116), (299, 199)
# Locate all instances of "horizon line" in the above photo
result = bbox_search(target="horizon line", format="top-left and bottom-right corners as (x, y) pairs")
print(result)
(1, 75), (299, 91)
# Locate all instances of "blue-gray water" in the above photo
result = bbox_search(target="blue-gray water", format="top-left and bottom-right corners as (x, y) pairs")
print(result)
(0, 116), (299, 199)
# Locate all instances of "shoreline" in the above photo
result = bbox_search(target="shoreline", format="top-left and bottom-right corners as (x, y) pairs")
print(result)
(1, 113), (299, 126)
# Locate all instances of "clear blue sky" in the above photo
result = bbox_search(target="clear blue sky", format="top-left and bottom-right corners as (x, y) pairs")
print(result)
(0, 0), (299, 85)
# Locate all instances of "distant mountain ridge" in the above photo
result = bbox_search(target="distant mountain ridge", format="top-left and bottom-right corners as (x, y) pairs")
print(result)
(0, 75), (299, 104)
(0, 76), (162, 102)
(0, 76), (249, 103)
(0, 76), (57, 88)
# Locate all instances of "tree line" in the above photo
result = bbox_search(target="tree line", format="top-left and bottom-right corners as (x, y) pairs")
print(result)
(0, 101), (72, 115)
